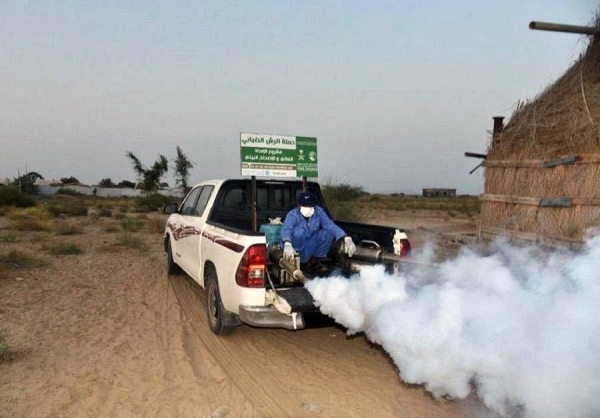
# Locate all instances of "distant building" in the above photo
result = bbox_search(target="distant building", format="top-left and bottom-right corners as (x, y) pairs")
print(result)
(422, 188), (456, 198)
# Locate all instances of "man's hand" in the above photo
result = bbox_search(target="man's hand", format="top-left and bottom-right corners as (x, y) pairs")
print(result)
(344, 236), (356, 257)
(283, 242), (295, 260)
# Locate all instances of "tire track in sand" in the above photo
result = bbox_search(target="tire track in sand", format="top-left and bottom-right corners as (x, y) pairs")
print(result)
(169, 274), (303, 418)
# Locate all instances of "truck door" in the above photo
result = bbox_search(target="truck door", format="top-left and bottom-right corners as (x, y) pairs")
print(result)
(176, 185), (214, 281)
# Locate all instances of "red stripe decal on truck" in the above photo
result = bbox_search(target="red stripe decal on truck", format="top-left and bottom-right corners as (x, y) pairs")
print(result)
(172, 225), (201, 241)
(202, 232), (244, 253)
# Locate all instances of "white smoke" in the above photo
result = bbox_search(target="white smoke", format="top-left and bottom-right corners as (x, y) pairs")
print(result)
(305, 236), (600, 418)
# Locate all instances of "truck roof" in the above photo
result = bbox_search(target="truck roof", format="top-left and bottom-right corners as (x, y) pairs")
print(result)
(189, 178), (320, 189)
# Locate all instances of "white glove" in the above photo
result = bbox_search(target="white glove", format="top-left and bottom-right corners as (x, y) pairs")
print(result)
(344, 236), (356, 257)
(283, 242), (295, 260)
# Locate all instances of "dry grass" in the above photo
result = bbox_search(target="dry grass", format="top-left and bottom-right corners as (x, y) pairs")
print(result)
(94, 198), (137, 216)
(7, 206), (52, 221)
(44, 242), (84, 255)
(358, 194), (479, 217)
(103, 225), (120, 233)
(6, 206), (54, 231)
(0, 249), (47, 269)
(121, 216), (145, 232)
(147, 216), (166, 234)
(0, 231), (18, 243)
(10, 219), (54, 232)
(115, 233), (148, 251)
(0, 329), (10, 363)
(54, 224), (82, 236)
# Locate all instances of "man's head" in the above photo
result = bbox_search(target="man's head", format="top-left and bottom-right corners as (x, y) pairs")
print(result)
(297, 192), (317, 217)
(298, 192), (317, 207)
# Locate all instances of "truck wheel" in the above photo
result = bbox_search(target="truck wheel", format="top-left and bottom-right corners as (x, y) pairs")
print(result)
(166, 238), (180, 275)
(205, 270), (237, 335)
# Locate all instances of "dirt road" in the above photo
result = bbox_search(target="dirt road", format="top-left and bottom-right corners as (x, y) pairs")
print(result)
(1, 211), (491, 418)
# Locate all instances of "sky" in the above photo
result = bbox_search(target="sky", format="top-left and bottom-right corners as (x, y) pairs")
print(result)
(1, 0), (598, 195)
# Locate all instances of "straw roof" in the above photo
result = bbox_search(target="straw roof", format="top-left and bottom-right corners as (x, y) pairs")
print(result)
(489, 31), (600, 160)
(481, 22), (600, 244)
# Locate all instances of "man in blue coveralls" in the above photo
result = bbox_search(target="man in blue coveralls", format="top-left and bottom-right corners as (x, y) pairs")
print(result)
(281, 192), (356, 272)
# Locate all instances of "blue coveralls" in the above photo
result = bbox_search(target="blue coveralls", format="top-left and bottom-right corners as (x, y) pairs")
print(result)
(280, 206), (346, 263)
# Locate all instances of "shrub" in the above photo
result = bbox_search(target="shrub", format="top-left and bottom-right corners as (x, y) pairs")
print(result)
(0, 249), (46, 268)
(116, 233), (148, 251)
(103, 225), (120, 233)
(322, 182), (366, 202)
(7, 206), (52, 221)
(0, 232), (17, 243)
(47, 202), (88, 217)
(0, 329), (10, 362)
(46, 242), (84, 255)
(134, 194), (173, 212)
(0, 187), (36, 208)
(320, 180), (367, 222)
(54, 224), (81, 235)
(121, 216), (145, 232)
(147, 216), (166, 233)
(98, 208), (112, 218)
(326, 201), (368, 223)
(10, 219), (53, 232)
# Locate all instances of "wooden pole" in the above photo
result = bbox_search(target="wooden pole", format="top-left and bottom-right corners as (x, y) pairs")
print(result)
(529, 21), (600, 35)
(464, 152), (487, 159)
(251, 176), (257, 232)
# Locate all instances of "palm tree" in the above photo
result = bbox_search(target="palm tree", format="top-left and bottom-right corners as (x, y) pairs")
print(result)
(173, 146), (194, 194)
(125, 152), (169, 194)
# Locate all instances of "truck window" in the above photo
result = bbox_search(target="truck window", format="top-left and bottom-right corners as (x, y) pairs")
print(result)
(194, 186), (214, 217)
(273, 188), (292, 211)
(257, 187), (268, 211)
(180, 187), (203, 216)
(222, 187), (246, 211)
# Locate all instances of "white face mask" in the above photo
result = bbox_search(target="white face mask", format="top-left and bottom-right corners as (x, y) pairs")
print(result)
(300, 206), (315, 218)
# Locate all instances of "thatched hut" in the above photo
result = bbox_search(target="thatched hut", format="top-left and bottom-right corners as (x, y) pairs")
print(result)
(480, 23), (600, 246)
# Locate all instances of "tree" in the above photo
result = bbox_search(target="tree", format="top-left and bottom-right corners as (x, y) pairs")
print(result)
(12, 171), (43, 194)
(98, 178), (116, 188)
(60, 176), (80, 184)
(117, 180), (136, 189)
(173, 146), (194, 193)
(125, 151), (169, 194)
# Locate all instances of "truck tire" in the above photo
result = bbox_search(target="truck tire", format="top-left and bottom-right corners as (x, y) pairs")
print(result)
(205, 269), (237, 335)
(166, 238), (181, 275)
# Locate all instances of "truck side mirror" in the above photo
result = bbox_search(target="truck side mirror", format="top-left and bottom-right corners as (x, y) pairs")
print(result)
(163, 202), (179, 214)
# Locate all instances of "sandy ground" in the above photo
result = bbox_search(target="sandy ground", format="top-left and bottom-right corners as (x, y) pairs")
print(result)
(0, 209), (493, 418)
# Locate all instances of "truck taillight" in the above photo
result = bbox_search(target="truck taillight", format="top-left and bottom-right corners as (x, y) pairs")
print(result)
(400, 239), (411, 256)
(235, 244), (266, 288)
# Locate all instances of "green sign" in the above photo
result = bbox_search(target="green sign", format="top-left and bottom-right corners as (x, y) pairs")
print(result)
(240, 133), (318, 178)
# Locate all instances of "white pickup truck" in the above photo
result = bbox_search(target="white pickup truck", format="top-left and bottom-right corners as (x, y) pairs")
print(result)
(163, 179), (411, 335)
